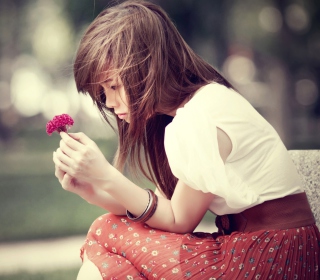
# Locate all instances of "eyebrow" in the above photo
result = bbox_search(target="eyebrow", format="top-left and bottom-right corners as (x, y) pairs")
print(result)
(101, 78), (113, 84)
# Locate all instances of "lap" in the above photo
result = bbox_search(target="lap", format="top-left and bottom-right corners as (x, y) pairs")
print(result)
(80, 213), (320, 279)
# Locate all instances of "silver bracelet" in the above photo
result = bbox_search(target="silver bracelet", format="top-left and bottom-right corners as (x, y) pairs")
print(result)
(126, 189), (157, 223)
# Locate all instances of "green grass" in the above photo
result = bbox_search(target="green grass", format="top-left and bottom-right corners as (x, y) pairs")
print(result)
(0, 129), (117, 242)
(0, 173), (107, 242)
(0, 268), (79, 280)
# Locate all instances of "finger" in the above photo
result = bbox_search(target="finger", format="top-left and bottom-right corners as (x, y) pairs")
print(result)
(60, 132), (85, 151)
(66, 132), (92, 146)
(53, 151), (72, 175)
(60, 139), (76, 157)
(54, 165), (66, 182)
(55, 148), (73, 167)
(61, 173), (74, 191)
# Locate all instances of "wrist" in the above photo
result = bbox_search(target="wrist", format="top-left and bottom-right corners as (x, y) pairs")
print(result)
(85, 187), (103, 205)
(98, 165), (123, 191)
(82, 182), (126, 215)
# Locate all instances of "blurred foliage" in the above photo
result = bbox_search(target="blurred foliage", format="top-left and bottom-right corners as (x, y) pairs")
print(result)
(0, 0), (319, 145)
(0, 174), (105, 242)
(0, 132), (117, 242)
(0, 268), (78, 280)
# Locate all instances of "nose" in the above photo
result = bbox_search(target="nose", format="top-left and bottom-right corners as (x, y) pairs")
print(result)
(105, 91), (118, 109)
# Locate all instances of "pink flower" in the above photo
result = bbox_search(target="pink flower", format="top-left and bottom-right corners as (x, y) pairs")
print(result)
(46, 114), (74, 135)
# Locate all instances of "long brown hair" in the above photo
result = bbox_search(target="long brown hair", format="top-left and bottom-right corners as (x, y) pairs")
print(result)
(74, 0), (232, 199)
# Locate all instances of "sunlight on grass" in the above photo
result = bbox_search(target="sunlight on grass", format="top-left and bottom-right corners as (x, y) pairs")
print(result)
(0, 268), (79, 280)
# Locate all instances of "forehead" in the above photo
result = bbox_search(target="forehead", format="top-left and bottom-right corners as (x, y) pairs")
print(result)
(97, 70), (121, 85)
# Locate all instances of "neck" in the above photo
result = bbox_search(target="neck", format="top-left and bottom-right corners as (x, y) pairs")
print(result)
(166, 93), (194, 117)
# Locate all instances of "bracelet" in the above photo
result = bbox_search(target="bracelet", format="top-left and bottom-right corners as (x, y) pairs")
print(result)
(126, 189), (152, 222)
(126, 189), (158, 223)
(141, 190), (158, 223)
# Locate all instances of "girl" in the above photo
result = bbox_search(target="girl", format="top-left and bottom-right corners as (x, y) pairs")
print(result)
(53, 1), (320, 279)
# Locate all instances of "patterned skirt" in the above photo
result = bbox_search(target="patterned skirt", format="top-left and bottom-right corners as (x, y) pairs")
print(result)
(80, 213), (320, 279)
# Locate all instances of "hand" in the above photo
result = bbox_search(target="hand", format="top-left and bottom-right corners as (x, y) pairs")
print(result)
(53, 132), (113, 190)
(53, 151), (127, 214)
(53, 164), (96, 200)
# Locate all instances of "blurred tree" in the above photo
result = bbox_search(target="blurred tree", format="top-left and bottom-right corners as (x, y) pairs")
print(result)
(64, 0), (114, 32)
(0, 0), (319, 147)
(275, 0), (320, 147)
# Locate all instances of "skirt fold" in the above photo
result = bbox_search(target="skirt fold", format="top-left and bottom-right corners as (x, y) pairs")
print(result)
(80, 213), (320, 280)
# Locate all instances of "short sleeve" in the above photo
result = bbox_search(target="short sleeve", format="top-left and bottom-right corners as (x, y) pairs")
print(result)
(164, 84), (259, 211)
(164, 90), (230, 197)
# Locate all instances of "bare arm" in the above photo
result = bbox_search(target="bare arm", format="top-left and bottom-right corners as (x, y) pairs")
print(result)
(54, 128), (232, 233)
(85, 188), (126, 215)
(104, 173), (214, 233)
(102, 128), (230, 232)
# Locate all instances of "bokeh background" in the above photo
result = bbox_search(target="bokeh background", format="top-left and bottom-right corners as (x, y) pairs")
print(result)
(0, 0), (319, 278)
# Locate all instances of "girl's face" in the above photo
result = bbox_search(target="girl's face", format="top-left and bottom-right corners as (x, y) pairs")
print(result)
(100, 76), (130, 123)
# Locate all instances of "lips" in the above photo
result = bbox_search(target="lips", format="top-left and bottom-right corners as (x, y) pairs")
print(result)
(116, 113), (127, 119)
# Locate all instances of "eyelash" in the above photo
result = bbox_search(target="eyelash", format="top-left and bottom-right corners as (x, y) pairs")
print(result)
(98, 84), (118, 105)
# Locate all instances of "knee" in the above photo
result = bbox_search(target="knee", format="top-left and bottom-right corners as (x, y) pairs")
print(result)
(89, 213), (124, 231)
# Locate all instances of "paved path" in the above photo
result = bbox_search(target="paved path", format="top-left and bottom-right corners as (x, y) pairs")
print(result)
(0, 223), (217, 275)
(0, 235), (84, 275)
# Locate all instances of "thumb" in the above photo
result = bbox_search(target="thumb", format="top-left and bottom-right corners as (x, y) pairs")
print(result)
(61, 173), (74, 191)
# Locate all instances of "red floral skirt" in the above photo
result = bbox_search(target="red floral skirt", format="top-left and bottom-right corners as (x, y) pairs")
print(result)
(80, 213), (320, 279)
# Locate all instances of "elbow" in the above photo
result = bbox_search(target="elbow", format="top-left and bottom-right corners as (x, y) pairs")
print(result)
(167, 221), (197, 234)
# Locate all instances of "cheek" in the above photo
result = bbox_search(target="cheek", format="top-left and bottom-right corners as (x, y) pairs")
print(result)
(120, 89), (129, 107)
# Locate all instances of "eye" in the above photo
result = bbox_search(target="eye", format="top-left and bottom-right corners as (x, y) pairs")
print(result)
(110, 85), (117, 90)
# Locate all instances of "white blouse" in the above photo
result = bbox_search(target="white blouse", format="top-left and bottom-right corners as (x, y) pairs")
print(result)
(164, 83), (302, 215)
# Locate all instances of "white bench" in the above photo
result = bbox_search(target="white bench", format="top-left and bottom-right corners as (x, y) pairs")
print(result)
(196, 150), (320, 233)
(289, 150), (320, 229)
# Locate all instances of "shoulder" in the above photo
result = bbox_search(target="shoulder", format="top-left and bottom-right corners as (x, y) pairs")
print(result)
(165, 83), (233, 162)
(184, 83), (244, 114)
(173, 83), (241, 123)
(167, 83), (239, 132)
(194, 82), (237, 99)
